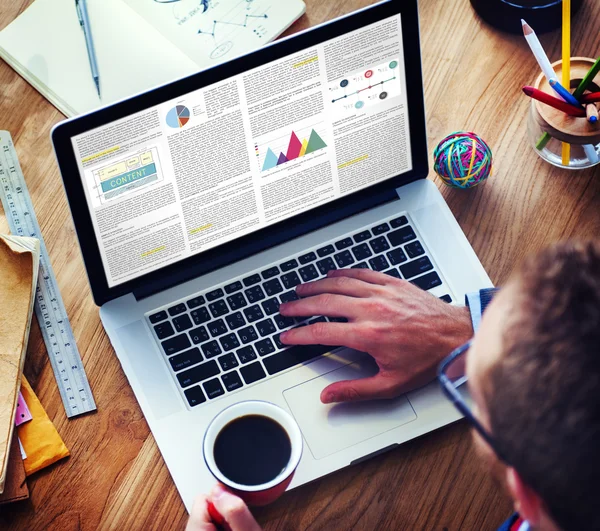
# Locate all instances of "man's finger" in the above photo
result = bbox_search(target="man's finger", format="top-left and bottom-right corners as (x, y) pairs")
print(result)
(281, 321), (363, 350)
(280, 293), (363, 319)
(327, 268), (393, 285)
(320, 374), (401, 404)
(186, 495), (215, 531)
(210, 485), (262, 531)
(295, 276), (383, 299)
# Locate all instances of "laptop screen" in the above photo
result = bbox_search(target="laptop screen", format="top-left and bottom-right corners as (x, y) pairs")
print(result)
(71, 13), (411, 288)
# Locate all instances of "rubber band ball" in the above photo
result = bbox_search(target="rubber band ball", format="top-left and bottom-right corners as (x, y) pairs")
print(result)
(433, 132), (493, 188)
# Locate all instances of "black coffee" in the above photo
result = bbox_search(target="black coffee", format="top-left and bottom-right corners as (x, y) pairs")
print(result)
(213, 414), (292, 486)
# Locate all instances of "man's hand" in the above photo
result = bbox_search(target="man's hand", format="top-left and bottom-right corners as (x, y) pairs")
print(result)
(279, 268), (472, 404)
(186, 485), (262, 531)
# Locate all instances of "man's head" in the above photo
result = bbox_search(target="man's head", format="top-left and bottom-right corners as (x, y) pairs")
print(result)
(467, 241), (600, 531)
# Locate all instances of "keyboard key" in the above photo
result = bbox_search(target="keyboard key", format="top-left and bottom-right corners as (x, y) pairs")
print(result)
(388, 226), (417, 247)
(387, 248), (408, 265)
(203, 378), (225, 399)
(274, 313), (295, 330)
(298, 252), (317, 264)
(263, 344), (333, 375)
(153, 321), (174, 340)
(405, 240), (425, 259)
(201, 340), (222, 358)
(334, 250), (355, 268)
(272, 333), (285, 350)
(390, 215), (408, 228)
(177, 359), (220, 387)
(191, 307), (211, 325)
(240, 362), (266, 384)
(224, 281), (242, 294)
(167, 303), (186, 317)
(218, 352), (239, 371)
(280, 290), (299, 303)
(280, 259), (298, 272)
(186, 296), (205, 309)
(256, 318), (276, 337)
(189, 326), (210, 344)
(236, 345), (257, 364)
(351, 243), (372, 261)
(219, 333), (240, 352)
(262, 297), (280, 315)
(261, 266), (280, 279)
(316, 257), (336, 275)
(173, 314), (193, 333)
(299, 264), (319, 282)
(335, 237), (354, 250)
(162, 334), (191, 356)
(317, 244), (335, 257)
(351, 262), (369, 269)
(244, 305), (264, 322)
(411, 271), (442, 291)
(245, 285), (266, 303)
(400, 257), (434, 279)
(209, 299), (228, 318)
(369, 255), (390, 272)
(208, 319), (228, 338)
(255, 338), (276, 357)
(372, 222), (390, 235)
(149, 310), (168, 324)
(222, 371), (243, 392)
(206, 288), (224, 301)
(227, 292), (247, 311)
(243, 274), (261, 287)
(353, 230), (371, 243)
(440, 294), (453, 303)
(169, 347), (203, 372)
(370, 236), (390, 254)
(184, 386), (206, 407)
(281, 271), (301, 289)
(383, 268), (402, 279)
(225, 312), (246, 330)
(238, 325), (258, 344)
(308, 316), (327, 325)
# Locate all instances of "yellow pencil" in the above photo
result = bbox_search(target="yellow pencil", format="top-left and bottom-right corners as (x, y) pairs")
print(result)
(562, 0), (571, 166)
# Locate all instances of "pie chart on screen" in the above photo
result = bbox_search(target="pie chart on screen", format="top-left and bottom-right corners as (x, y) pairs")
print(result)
(166, 105), (190, 129)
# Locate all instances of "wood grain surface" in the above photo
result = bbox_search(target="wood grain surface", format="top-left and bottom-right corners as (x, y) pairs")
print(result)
(1, 0), (599, 529)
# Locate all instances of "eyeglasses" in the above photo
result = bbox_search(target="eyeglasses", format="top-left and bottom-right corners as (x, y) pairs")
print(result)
(437, 340), (509, 464)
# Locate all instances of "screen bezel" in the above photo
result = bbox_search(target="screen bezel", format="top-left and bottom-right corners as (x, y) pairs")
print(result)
(51, 0), (428, 306)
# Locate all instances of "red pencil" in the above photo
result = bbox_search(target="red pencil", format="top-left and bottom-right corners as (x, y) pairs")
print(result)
(522, 86), (586, 117)
(580, 92), (600, 104)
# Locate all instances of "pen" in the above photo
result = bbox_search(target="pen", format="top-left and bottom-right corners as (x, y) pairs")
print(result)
(522, 86), (586, 117)
(549, 79), (581, 108)
(75, 0), (101, 98)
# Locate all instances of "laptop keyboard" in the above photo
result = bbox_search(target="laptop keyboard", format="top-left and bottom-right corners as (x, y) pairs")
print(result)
(146, 213), (453, 409)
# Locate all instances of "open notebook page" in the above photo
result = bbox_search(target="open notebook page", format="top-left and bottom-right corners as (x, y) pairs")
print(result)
(0, 0), (198, 117)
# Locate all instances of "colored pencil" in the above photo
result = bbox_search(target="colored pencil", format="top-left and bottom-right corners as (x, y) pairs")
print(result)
(521, 20), (557, 83)
(586, 103), (599, 123)
(549, 79), (581, 107)
(573, 57), (600, 100)
(522, 86), (586, 116)
(583, 144), (599, 164)
(561, 0), (571, 165)
(580, 92), (600, 104)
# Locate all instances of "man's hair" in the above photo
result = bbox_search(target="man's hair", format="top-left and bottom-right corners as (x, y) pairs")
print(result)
(486, 240), (600, 531)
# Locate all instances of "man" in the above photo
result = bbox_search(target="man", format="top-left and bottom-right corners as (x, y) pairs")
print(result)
(187, 240), (600, 531)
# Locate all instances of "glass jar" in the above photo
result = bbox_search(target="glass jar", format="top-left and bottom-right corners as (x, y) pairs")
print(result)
(527, 57), (600, 170)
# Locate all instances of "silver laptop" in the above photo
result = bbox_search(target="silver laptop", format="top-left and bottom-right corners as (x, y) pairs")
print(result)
(52, 0), (491, 511)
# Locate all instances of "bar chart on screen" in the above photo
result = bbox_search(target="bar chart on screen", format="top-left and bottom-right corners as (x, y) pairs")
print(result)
(257, 123), (328, 172)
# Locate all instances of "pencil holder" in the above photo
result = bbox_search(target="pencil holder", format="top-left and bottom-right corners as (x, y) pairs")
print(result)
(528, 58), (600, 169)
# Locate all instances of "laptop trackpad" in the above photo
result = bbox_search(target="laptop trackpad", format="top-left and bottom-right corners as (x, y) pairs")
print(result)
(283, 355), (417, 460)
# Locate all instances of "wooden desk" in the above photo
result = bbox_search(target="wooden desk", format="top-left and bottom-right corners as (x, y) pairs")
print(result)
(1, 0), (599, 529)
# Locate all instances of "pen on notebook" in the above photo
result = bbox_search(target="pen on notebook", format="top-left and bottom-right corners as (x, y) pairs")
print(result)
(522, 86), (586, 116)
(75, 0), (101, 98)
(549, 79), (581, 107)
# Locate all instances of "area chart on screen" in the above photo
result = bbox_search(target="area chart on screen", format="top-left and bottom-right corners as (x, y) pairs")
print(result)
(261, 128), (327, 171)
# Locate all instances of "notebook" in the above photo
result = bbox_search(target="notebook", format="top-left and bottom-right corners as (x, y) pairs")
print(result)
(0, 235), (40, 494)
(0, 0), (305, 117)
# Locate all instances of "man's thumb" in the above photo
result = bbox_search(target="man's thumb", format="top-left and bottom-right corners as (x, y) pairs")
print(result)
(320, 374), (398, 404)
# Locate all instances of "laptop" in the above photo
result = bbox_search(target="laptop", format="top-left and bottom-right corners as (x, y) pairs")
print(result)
(51, 0), (492, 511)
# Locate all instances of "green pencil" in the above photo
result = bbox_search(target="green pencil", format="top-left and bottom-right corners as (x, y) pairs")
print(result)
(573, 57), (600, 100)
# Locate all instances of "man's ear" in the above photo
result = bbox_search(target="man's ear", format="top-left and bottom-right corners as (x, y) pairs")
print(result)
(505, 467), (542, 526)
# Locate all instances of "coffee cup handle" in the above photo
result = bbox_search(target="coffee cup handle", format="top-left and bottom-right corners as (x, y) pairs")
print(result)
(207, 501), (232, 531)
